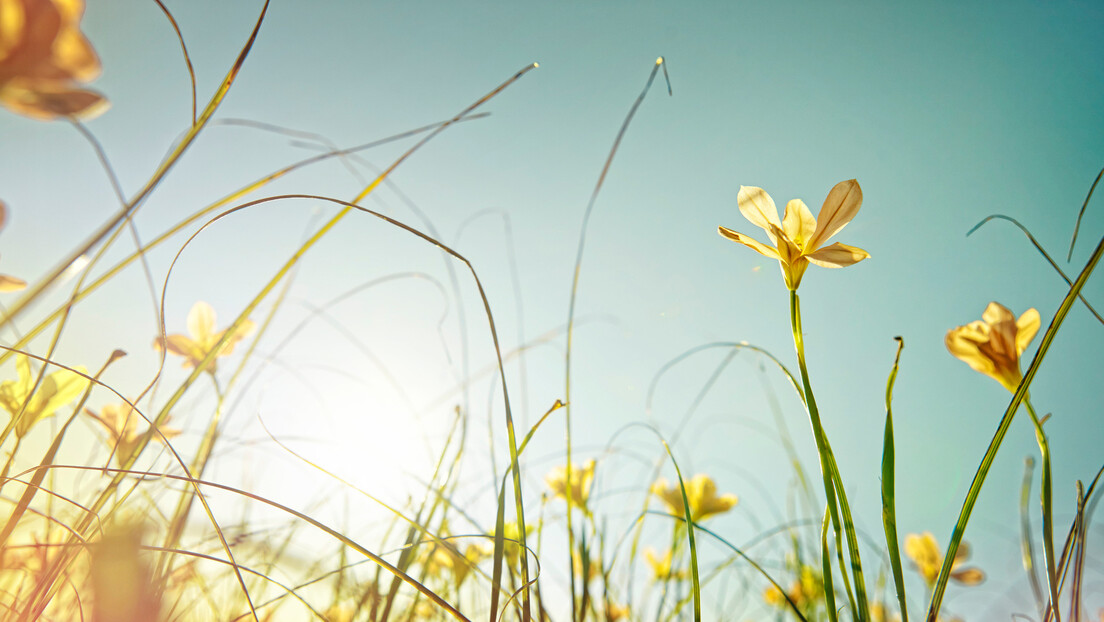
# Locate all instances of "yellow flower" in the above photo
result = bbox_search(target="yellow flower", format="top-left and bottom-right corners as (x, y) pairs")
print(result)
(0, 0), (108, 120)
(718, 179), (870, 290)
(545, 459), (596, 513)
(86, 401), (180, 465)
(946, 302), (1040, 393)
(0, 354), (87, 437)
(763, 565), (824, 610)
(153, 301), (255, 373)
(0, 201), (27, 292)
(606, 602), (630, 621)
(644, 547), (687, 582)
(425, 540), (490, 588)
(491, 522), (532, 569)
(904, 532), (984, 588)
(651, 474), (738, 522)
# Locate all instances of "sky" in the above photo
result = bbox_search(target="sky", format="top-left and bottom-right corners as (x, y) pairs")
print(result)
(1, 1), (1102, 619)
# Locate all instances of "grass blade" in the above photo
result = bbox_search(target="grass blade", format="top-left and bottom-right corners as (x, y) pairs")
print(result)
(881, 337), (908, 622)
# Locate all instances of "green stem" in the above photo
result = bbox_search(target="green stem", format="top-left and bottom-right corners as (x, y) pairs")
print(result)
(788, 290), (868, 620)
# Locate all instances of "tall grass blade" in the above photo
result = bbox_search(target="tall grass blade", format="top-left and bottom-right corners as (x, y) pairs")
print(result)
(881, 337), (908, 622)
(563, 57), (669, 621)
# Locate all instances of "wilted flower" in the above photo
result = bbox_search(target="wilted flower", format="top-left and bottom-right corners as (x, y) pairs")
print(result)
(904, 532), (984, 588)
(0, 354), (87, 437)
(86, 401), (180, 465)
(0, 0), (108, 120)
(153, 301), (255, 373)
(719, 179), (869, 290)
(946, 302), (1040, 393)
(545, 459), (596, 513)
(651, 474), (738, 522)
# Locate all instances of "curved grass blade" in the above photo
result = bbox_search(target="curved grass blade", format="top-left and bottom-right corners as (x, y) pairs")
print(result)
(881, 337), (908, 622)
(1066, 166), (1103, 262)
(152, 0), (197, 125)
(563, 57), (670, 620)
(968, 215), (1103, 325)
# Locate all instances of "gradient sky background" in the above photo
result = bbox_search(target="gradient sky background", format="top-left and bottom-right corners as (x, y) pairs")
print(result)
(2, 1), (1102, 619)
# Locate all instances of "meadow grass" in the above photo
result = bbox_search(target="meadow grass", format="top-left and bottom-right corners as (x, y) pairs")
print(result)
(0, 2), (1101, 621)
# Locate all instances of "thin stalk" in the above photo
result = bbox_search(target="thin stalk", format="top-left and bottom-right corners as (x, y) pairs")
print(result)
(788, 290), (868, 620)
(881, 337), (908, 622)
(1019, 457), (1046, 617)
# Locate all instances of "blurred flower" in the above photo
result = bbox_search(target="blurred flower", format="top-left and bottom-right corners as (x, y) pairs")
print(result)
(0, 0), (108, 120)
(425, 539), (490, 588)
(644, 547), (686, 582)
(904, 532), (984, 588)
(0, 354), (87, 437)
(322, 606), (353, 622)
(571, 547), (601, 585)
(491, 522), (532, 569)
(651, 473), (738, 522)
(606, 602), (629, 621)
(763, 565), (824, 611)
(86, 401), (179, 465)
(946, 302), (1040, 393)
(0, 201), (26, 291)
(545, 459), (596, 514)
(719, 179), (869, 290)
(153, 301), (255, 373)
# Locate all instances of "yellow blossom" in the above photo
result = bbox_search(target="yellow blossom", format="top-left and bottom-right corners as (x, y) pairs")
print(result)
(651, 474), (738, 522)
(0, 354), (87, 437)
(425, 540), (490, 588)
(545, 459), (596, 513)
(606, 602), (630, 621)
(719, 179), (869, 290)
(86, 401), (180, 465)
(644, 547), (686, 582)
(0, 0), (108, 120)
(763, 565), (824, 611)
(904, 532), (984, 588)
(153, 301), (255, 373)
(945, 302), (1040, 393)
(0, 201), (26, 292)
(491, 522), (532, 569)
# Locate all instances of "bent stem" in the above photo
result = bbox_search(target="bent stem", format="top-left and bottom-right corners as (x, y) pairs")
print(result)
(788, 291), (868, 621)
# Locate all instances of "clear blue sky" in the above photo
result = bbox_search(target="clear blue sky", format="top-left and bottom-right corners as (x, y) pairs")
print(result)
(1, 1), (1101, 619)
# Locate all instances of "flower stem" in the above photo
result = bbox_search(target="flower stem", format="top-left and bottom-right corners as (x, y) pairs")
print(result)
(789, 291), (869, 620)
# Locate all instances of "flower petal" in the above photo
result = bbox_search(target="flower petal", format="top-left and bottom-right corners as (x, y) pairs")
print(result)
(783, 199), (817, 250)
(0, 80), (108, 120)
(1015, 308), (1040, 356)
(0, 274), (27, 292)
(804, 242), (870, 268)
(736, 186), (782, 242)
(808, 179), (862, 250)
(981, 301), (1014, 326)
(945, 322), (997, 378)
(950, 566), (985, 586)
(187, 301), (216, 342)
(718, 226), (780, 260)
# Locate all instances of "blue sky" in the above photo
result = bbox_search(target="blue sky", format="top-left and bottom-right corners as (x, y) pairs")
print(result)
(2, 1), (1102, 619)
